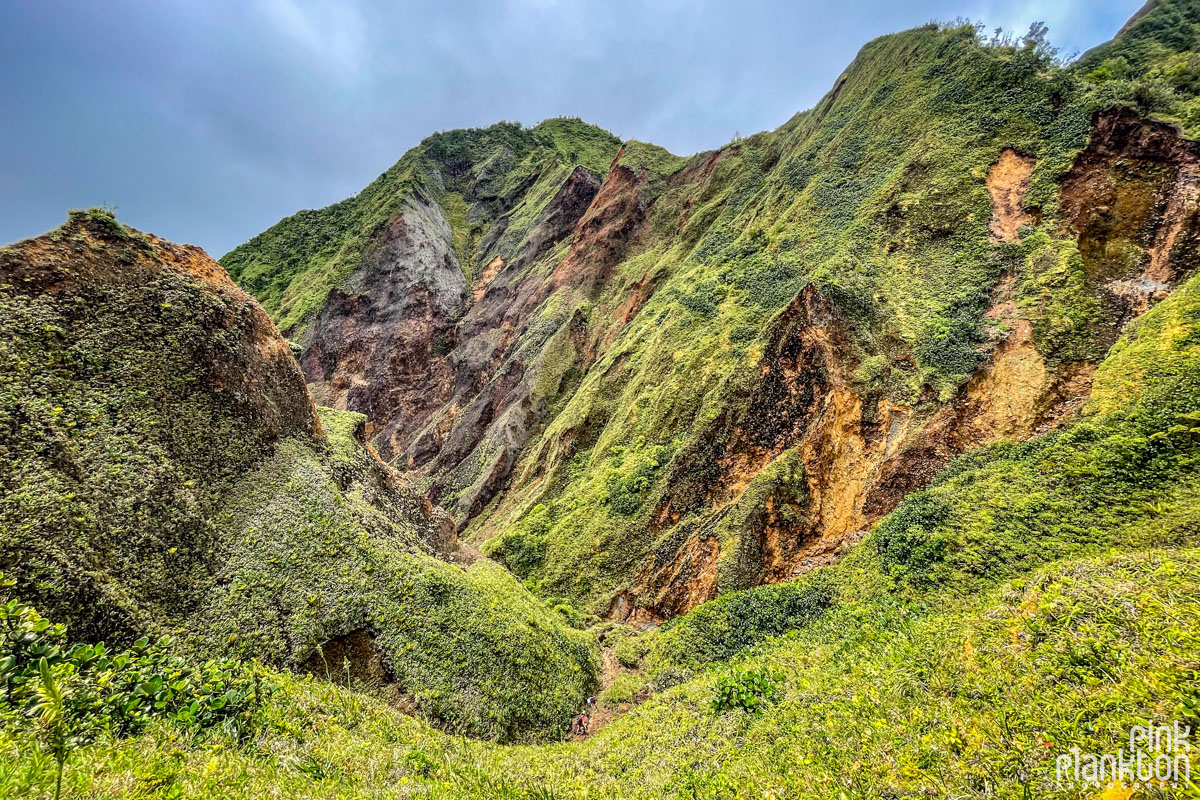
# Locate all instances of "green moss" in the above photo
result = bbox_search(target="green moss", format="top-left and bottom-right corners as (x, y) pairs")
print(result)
(200, 408), (598, 742)
(439, 191), (477, 281)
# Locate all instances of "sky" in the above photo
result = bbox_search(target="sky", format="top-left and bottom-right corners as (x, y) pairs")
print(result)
(1, 0), (1144, 257)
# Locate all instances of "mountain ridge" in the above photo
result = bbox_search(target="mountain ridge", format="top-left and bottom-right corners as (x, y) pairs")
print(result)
(3, 3), (1200, 794)
(223, 6), (1200, 624)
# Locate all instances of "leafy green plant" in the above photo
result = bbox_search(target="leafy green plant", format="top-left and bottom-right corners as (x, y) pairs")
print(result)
(31, 658), (69, 800)
(0, 573), (266, 787)
(710, 665), (784, 715)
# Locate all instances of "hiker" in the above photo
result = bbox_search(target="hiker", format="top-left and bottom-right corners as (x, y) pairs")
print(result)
(575, 711), (589, 735)
(586, 695), (596, 710)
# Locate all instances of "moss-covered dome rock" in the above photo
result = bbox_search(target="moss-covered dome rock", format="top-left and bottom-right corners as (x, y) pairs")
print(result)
(0, 210), (596, 742)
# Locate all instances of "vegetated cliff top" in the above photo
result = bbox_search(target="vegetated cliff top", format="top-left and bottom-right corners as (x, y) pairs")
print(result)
(220, 117), (626, 337)
(0, 210), (597, 742)
(1078, 0), (1200, 72)
(226, 0), (1200, 345)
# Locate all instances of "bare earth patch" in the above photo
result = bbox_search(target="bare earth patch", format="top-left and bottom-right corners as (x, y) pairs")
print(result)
(987, 149), (1036, 243)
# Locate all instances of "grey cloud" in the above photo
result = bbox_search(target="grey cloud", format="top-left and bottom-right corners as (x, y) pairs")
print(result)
(0, 0), (1141, 256)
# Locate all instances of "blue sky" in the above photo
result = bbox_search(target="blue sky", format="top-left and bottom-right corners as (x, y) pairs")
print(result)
(1, 0), (1143, 256)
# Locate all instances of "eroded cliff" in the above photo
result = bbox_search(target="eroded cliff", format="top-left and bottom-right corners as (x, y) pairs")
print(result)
(0, 210), (597, 742)
(226, 17), (1200, 624)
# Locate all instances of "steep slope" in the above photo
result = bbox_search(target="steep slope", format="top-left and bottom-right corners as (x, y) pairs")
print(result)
(479, 29), (1200, 622)
(228, 14), (1200, 626)
(4, 6), (1200, 798)
(1078, 0), (1200, 75)
(1077, 0), (1200, 135)
(0, 210), (595, 742)
(223, 119), (643, 524)
(8, 253), (1199, 800)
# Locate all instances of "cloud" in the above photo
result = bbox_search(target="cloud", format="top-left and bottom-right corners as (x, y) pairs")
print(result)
(0, 0), (1144, 255)
(253, 0), (368, 79)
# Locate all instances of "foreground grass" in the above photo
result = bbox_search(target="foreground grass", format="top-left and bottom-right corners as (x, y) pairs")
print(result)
(3, 546), (1198, 799)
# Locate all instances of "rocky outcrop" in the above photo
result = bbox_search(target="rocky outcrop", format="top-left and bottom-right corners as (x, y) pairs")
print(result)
(301, 191), (467, 462)
(606, 110), (1200, 621)
(0, 210), (452, 641)
(1061, 107), (1200, 331)
(2, 210), (321, 446)
(346, 152), (658, 527)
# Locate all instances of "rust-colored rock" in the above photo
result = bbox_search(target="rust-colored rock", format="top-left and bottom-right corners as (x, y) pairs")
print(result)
(987, 149), (1036, 243)
(1061, 107), (1200, 329)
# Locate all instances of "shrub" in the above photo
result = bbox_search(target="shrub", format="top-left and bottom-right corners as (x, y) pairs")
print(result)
(651, 574), (836, 670)
(613, 631), (651, 669)
(599, 673), (646, 707)
(710, 666), (783, 715)
(0, 577), (263, 739)
(0, 576), (264, 797)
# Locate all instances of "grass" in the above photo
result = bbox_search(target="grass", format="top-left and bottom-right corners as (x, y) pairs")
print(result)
(3, 546), (1197, 799)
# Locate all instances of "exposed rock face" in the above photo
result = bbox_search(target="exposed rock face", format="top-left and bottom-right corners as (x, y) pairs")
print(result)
(987, 149), (1037, 243)
(605, 111), (1200, 621)
(410, 165), (610, 522)
(234, 56), (1200, 626)
(300, 629), (393, 690)
(301, 191), (467, 462)
(296, 147), (658, 527)
(1061, 107), (1200, 330)
(610, 305), (1092, 620)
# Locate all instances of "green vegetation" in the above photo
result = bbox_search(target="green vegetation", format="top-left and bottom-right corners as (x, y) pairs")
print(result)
(599, 672), (646, 707)
(6, 5), (1200, 798)
(199, 408), (598, 742)
(0, 575), (261, 800)
(709, 665), (783, 716)
(4, 195), (1197, 796)
(221, 118), (620, 337)
(0, 212), (595, 742)
(644, 268), (1200, 683)
(475, 20), (1115, 609)
(1077, 0), (1200, 133)
(225, 12), (1200, 618)
(3, 546), (1197, 799)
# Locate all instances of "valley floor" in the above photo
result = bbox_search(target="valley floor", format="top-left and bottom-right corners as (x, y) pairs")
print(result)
(4, 543), (1199, 799)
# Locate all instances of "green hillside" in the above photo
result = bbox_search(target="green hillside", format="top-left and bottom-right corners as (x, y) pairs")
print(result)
(3, 3), (1200, 798)
(3, 265), (1198, 797)
(221, 118), (621, 337)
(0, 211), (594, 742)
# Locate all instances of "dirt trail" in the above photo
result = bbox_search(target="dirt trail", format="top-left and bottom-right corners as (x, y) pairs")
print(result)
(568, 646), (647, 741)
